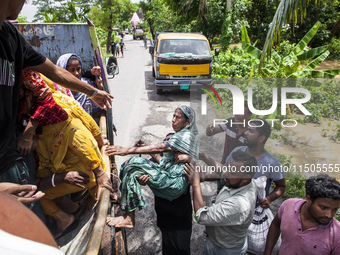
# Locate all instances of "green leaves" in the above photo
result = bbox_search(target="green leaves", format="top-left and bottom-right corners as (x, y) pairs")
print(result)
(292, 21), (321, 56)
(240, 22), (336, 78)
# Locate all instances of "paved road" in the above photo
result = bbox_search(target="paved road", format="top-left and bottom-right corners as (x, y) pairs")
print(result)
(107, 34), (208, 255)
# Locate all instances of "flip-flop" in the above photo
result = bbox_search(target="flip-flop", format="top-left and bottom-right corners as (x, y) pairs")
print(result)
(54, 219), (79, 239)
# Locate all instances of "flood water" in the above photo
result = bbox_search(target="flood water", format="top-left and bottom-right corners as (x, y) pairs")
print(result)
(266, 118), (340, 179)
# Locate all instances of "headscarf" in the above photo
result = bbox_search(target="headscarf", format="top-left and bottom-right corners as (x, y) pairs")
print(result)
(164, 105), (199, 161)
(56, 53), (93, 115)
(56, 53), (83, 79)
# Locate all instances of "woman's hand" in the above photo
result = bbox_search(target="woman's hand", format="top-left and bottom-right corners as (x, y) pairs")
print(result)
(134, 140), (147, 147)
(91, 66), (101, 76)
(174, 153), (192, 164)
(90, 90), (114, 110)
(63, 171), (90, 189)
(17, 135), (34, 155)
(137, 175), (150, 186)
(96, 76), (104, 90)
(94, 170), (114, 199)
(17, 120), (39, 155)
(183, 163), (200, 186)
(0, 183), (45, 205)
(105, 145), (129, 156)
(96, 136), (109, 148)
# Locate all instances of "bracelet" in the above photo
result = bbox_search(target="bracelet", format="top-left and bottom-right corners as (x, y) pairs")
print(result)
(89, 88), (98, 99)
(20, 135), (32, 142)
(51, 174), (56, 187)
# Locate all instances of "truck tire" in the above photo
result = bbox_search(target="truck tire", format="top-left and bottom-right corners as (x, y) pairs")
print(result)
(152, 67), (155, 77)
(156, 88), (163, 95)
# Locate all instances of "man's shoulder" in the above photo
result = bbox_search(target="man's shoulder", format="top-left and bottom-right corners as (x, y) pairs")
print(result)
(331, 217), (340, 230)
(232, 146), (247, 152)
(281, 198), (303, 207)
(1, 21), (19, 38)
(279, 198), (304, 214)
(260, 150), (282, 166)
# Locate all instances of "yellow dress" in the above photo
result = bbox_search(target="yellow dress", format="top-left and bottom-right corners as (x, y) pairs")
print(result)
(36, 74), (106, 216)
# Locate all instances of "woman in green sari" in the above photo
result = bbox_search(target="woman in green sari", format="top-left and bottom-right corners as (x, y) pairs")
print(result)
(105, 106), (198, 228)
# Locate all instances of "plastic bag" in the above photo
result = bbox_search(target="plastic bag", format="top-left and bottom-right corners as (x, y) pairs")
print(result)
(247, 176), (281, 255)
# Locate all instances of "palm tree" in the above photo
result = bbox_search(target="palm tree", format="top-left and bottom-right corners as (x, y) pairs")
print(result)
(260, 0), (318, 70)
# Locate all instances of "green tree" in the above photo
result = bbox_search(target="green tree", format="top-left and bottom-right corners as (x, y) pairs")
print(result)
(32, 0), (92, 22)
(259, 0), (337, 69)
(17, 15), (29, 23)
(281, 1), (340, 47)
(88, 0), (137, 53)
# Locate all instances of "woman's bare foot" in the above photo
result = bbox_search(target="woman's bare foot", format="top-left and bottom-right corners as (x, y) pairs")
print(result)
(106, 211), (134, 228)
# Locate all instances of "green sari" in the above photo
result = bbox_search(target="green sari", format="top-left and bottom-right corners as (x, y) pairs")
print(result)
(119, 106), (198, 211)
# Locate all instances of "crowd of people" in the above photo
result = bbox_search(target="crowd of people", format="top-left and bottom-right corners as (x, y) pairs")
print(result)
(105, 104), (340, 255)
(1, 1), (339, 255)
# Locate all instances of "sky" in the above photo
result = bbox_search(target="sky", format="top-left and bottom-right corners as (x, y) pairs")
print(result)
(20, 0), (141, 22)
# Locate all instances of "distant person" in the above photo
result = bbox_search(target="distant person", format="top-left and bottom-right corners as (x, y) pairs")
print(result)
(116, 43), (120, 57)
(143, 35), (148, 49)
(120, 39), (126, 58)
(264, 174), (340, 255)
(184, 150), (258, 255)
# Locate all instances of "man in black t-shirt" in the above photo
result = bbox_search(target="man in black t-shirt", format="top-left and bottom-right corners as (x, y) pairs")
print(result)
(0, 1), (113, 196)
(120, 40), (125, 57)
(205, 101), (252, 193)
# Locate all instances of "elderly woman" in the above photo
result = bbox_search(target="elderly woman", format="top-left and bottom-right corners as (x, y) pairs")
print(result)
(105, 106), (198, 228)
(16, 68), (112, 237)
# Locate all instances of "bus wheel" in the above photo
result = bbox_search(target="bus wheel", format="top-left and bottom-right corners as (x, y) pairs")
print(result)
(156, 88), (163, 95)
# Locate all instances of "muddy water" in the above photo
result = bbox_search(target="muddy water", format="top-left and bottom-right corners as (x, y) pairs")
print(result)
(268, 58), (340, 179)
(266, 118), (340, 179)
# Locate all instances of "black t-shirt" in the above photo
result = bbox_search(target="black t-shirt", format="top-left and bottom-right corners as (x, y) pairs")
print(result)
(155, 186), (192, 231)
(0, 21), (46, 173)
(110, 42), (116, 53)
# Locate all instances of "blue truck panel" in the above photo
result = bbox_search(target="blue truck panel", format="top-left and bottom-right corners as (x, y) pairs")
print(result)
(15, 23), (95, 70)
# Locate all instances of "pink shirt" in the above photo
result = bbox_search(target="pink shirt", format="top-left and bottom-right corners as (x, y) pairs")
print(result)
(278, 198), (340, 255)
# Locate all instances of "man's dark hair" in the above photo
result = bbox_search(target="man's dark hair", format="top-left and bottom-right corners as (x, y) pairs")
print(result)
(231, 150), (257, 178)
(250, 119), (271, 144)
(306, 174), (340, 202)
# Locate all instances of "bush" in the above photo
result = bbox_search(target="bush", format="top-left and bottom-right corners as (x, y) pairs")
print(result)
(212, 47), (258, 78)
(282, 173), (307, 200)
(95, 27), (108, 47)
(328, 37), (340, 60)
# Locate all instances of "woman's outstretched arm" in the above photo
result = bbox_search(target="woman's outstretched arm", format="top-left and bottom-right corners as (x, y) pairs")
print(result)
(105, 143), (174, 156)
